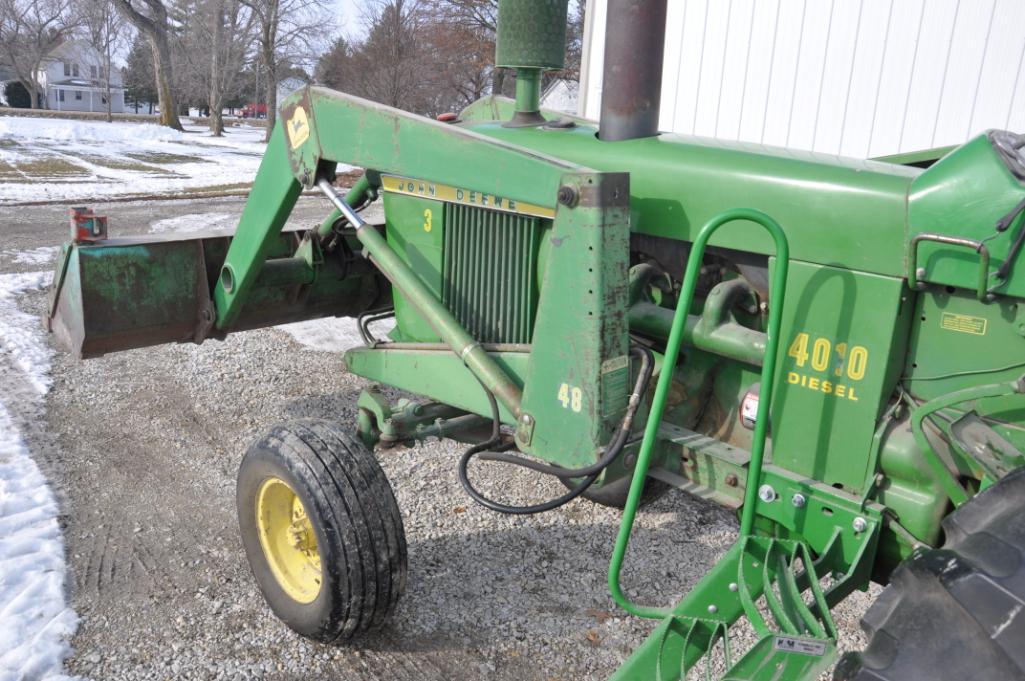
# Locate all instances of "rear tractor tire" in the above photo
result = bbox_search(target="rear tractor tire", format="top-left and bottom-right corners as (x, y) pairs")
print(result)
(835, 466), (1025, 681)
(237, 419), (407, 643)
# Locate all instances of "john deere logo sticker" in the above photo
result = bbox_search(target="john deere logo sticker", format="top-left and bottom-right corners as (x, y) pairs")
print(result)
(287, 107), (310, 149)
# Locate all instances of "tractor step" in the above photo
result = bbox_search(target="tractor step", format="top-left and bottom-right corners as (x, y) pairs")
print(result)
(612, 537), (837, 680)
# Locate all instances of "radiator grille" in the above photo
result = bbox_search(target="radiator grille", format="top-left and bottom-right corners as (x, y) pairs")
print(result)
(442, 204), (541, 344)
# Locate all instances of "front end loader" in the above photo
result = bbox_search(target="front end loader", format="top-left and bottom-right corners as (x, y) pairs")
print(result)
(48, 1), (1025, 678)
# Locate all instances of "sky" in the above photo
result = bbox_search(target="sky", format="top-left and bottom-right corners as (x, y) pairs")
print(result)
(334, 0), (365, 39)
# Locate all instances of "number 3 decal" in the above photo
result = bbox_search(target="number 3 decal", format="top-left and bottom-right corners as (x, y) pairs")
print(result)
(423, 208), (433, 232)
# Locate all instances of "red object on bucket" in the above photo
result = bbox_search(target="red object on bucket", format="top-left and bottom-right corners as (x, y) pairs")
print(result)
(70, 207), (108, 243)
(436, 112), (459, 123)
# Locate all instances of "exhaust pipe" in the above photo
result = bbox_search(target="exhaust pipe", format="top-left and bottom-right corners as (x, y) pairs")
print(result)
(598, 0), (668, 142)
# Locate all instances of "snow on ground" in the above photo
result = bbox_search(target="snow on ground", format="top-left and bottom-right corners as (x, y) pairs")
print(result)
(0, 270), (78, 681)
(2, 246), (60, 267)
(148, 212), (239, 234)
(276, 317), (370, 352)
(0, 116), (267, 205)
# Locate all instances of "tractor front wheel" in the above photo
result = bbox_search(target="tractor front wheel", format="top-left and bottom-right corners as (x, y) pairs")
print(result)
(237, 419), (407, 643)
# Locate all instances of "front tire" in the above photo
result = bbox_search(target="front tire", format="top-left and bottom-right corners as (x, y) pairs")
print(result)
(237, 419), (407, 643)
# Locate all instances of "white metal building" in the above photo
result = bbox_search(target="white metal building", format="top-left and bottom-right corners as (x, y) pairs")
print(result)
(580, 0), (1025, 158)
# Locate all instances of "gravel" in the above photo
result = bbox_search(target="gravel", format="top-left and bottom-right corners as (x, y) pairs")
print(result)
(5, 196), (878, 680)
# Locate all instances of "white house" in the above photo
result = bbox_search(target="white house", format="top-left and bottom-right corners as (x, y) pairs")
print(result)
(39, 40), (125, 113)
(580, 0), (1025, 158)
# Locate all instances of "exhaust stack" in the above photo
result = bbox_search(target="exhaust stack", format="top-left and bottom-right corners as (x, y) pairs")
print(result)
(598, 0), (668, 142)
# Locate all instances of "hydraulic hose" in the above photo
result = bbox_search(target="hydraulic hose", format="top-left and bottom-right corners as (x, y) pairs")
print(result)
(458, 344), (654, 514)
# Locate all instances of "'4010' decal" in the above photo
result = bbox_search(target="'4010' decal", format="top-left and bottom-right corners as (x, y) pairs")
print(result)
(786, 333), (868, 402)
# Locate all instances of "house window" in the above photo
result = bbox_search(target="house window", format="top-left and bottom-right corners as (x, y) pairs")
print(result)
(99, 66), (106, 81)
(75, 91), (81, 100)
(63, 61), (70, 76)
(58, 89), (64, 102)
(72, 63), (79, 77)
(101, 96), (107, 104)
(90, 65), (97, 79)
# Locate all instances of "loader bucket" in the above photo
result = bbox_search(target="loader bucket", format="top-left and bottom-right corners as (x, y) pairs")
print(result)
(47, 228), (385, 359)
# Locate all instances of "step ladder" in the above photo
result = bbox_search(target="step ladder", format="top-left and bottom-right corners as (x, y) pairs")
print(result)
(607, 209), (839, 679)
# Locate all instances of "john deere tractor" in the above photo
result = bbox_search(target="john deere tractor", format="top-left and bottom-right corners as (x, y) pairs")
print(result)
(48, 0), (1025, 678)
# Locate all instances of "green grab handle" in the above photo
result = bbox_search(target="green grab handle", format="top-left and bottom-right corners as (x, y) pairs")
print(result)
(608, 208), (790, 618)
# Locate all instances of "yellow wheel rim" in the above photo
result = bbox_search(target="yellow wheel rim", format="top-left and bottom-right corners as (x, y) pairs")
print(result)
(256, 477), (323, 604)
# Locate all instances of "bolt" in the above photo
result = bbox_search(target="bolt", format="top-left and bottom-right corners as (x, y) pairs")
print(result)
(853, 517), (868, 533)
(707, 605), (718, 614)
(623, 453), (637, 469)
(758, 484), (777, 503)
(728, 582), (738, 592)
(557, 185), (579, 207)
(725, 473), (739, 487)
(791, 493), (806, 508)
(520, 414), (533, 426)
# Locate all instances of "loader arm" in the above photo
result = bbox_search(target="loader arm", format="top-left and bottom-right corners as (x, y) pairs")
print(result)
(214, 86), (584, 329)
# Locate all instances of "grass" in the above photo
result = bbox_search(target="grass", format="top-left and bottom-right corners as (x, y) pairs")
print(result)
(75, 153), (182, 175)
(125, 151), (207, 164)
(0, 156), (90, 181)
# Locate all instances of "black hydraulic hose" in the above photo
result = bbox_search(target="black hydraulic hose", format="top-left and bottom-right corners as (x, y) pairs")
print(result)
(357, 307), (396, 346)
(457, 345), (655, 515)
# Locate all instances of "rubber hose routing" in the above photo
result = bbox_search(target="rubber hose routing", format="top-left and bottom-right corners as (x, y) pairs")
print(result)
(458, 345), (654, 515)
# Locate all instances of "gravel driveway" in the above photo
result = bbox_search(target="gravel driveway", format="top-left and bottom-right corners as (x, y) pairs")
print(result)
(3, 196), (877, 680)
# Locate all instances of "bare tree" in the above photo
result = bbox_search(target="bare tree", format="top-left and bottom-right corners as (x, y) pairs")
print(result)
(112, 0), (183, 129)
(0, 0), (79, 109)
(241, 0), (328, 141)
(80, 0), (130, 121)
(202, 0), (254, 134)
(428, 0), (502, 94)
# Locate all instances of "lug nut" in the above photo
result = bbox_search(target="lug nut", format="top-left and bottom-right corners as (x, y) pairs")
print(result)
(725, 473), (739, 487)
(853, 517), (868, 533)
(758, 484), (777, 503)
(791, 493), (806, 508)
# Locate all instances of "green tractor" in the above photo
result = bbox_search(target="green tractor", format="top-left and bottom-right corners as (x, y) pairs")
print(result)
(48, 0), (1025, 678)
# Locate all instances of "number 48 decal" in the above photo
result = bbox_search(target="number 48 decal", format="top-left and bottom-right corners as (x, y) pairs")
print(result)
(558, 383), (583, 412)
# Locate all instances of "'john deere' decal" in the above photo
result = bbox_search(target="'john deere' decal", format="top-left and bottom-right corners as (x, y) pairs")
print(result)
(287, 107), (310, 149)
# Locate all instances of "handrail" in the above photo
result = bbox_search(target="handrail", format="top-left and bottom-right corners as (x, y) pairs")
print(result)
(907, 233), (992, 302)
(608, 208), (790, 618)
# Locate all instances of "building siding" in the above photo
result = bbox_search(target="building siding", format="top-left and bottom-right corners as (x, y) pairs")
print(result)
(580, 0), (1025, 157)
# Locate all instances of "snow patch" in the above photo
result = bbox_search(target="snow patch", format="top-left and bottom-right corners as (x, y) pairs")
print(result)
(149, 212), (238, 234)
(0, 272), (54, 395)
(0, 271), (78, 681)
(2, 246), (60, 267)
(993, 603), (1022, 638)
(276, 317), (368, 353)
(0, 116), (183, 144)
